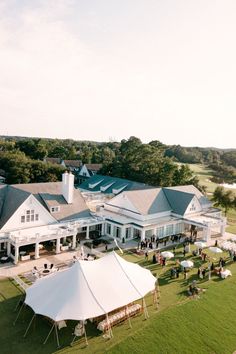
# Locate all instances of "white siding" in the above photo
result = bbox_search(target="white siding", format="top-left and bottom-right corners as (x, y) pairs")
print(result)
(1, 194), (56, 232)
(79, 165), (90, 177)
(184, 196), (202, 215)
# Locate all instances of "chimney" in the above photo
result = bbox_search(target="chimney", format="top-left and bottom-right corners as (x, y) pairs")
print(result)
(62, 171), (74, 204)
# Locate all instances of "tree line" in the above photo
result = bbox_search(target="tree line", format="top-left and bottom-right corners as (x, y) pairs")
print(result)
(0, 135), (235, 187)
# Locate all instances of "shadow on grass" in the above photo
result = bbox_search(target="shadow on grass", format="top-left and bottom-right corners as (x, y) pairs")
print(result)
(0, 293), (103, 354)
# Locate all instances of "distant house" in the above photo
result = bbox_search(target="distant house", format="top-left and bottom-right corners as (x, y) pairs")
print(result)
(77, 164), (103, 184)
(0, 172), (103, 264)
(44, 157), (62, 165)
(61, 160), (82, 172)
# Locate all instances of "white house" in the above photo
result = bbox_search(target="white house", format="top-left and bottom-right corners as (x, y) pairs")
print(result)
(0, 172), (103, 264)
(96, 185), (226, 243)
(0, 172), (227, 265)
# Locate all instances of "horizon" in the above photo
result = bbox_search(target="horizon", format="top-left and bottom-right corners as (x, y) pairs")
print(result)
(0, 1), (236, 148)
(1, 133), (236, 151)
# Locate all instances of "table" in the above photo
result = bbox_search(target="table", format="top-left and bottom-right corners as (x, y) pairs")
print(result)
(97, 304), (141, 331)
(221, 269), (232, 279)
(41, 269), (50, 276)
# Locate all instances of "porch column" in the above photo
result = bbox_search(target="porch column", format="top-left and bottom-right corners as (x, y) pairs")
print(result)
(130, 227), (134, 239)
(110, 224), (114, 238)
(56, 238), (61, 254)
(86, 226), (90, 240)
(153, 228), (157, 238)
(141, 229), (146, 241)
(35, 242), (40, 259)
(101, 223), (105, 236)
(220, 217), (226, 237)
(14, 246), (19, 265)
(163, 225), (167, 237)
(203, 225), (211, 243)
(7, 242), (11, 256)
(121, 227), (126, 242)
(72, 233), (77, 249)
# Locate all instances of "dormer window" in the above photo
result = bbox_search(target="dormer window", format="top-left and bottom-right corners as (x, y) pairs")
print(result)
(51, 206), (60, 213)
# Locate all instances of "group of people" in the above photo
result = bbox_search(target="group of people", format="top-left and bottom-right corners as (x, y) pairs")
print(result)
(140, 238), (155, 250)
(197, 266), (207, 279)
(170, 266), (181, 279)
(148, 251), (166, 267)
(188, 281), (205, 297)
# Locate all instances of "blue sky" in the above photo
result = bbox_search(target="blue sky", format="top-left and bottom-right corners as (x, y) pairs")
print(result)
(0, 0), (235, 147)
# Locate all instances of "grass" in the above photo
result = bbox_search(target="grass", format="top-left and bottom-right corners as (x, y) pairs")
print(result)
(178, 163), (236, 234)
(1, 246), (236, 354)
(226, 209), (236, 234)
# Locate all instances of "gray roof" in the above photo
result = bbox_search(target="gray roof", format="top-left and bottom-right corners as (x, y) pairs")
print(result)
(0, 185), (30, 228)
(113, 188), (172, 215)
(0, 182), (91, 228)
(63, 160), (82, 168)
(79, 175), (153, 194)
(106, 183), (210, 216)
(163, 185), (211, 215)
(44, 157), (61, 165)
(163, 188), (194, 216)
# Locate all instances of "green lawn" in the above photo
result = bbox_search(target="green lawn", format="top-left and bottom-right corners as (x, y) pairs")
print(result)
(179, 163), (236, 234)
(177, 163), (218, 194)
(1, 247), (236, 354)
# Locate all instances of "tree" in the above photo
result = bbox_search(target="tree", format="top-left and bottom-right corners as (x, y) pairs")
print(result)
(212, 186), (235, 216)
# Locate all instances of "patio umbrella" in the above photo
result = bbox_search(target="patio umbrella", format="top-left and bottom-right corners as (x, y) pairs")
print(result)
(194, 241), (207, 249)
(208, 247), (223, 254)
(161, 251), (174, 259)
(180, 260), (194, 268)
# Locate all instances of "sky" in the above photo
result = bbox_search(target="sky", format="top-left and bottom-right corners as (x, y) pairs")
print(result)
(0, 0), (236, 148)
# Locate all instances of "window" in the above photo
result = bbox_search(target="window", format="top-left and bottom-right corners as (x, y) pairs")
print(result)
(189, 203), (196, 212)
(115, 227), (121, 238)
(106, 224), (111, 234)
(21, 210), (39, 223)
(126, 228), (130, 239)
(157, 226), (164, 238)
(51, 206), (60, 213)
(166, 224), (173, 236)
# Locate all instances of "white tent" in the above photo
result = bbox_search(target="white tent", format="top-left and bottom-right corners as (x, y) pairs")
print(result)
(25, 251), (157, 322)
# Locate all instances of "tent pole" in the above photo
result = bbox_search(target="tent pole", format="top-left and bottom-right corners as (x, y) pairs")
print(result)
(23, 314), (36, 337)
(156, 277), (160, 298)
(14, 294), (25, 312)
(153, 289), (159, 310)
(142, 298), (149, 320)
(43, 322), (55, 345)
(13, 302), (25, 326)
(125, 306), (132, 329)
(55, 322), (60, 348)
(83, 321), (88, 346)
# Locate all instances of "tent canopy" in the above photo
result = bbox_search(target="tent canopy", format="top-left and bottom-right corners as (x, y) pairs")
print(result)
(25, 251), (156, 321)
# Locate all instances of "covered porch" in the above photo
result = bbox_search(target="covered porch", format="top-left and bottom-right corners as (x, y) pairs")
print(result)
(0, 217), (104, 264)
